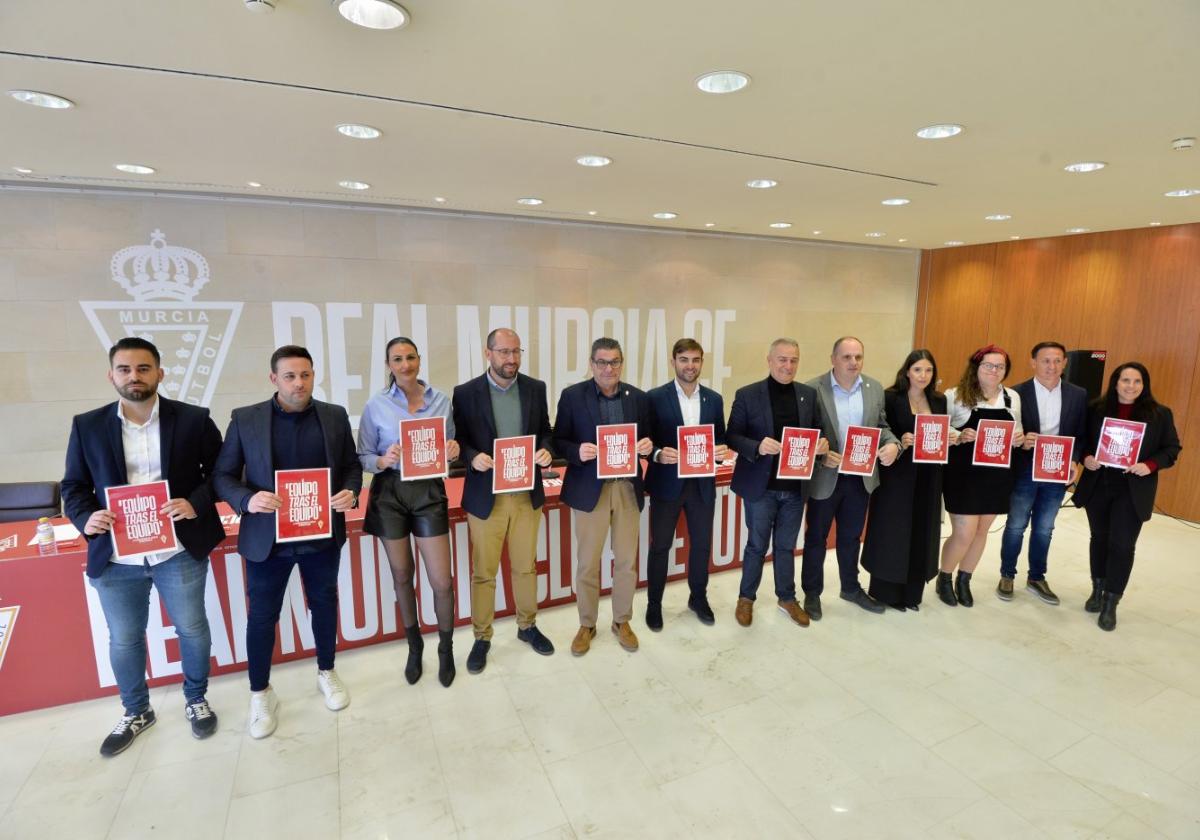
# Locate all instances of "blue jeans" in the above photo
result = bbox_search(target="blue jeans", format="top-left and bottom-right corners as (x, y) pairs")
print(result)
(1000, 469), (1067, 580)
(89, 552), (212, 714)
(738, 490), (806, 602)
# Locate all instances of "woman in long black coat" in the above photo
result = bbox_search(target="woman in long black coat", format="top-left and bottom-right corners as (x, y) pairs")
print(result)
(863, 350), (954, 610)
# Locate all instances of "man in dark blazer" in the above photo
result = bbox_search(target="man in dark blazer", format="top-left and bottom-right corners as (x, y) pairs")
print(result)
(803, 337), (900, 619)
(452, 328), (555, 674)
(644, 339), (729, 629)
(553, 337), (654, 657)
(998, 341), (1089, 605)
(727, 338), (829, 628)
(213, 345), (362, 740)
(62, 337), (225, 756)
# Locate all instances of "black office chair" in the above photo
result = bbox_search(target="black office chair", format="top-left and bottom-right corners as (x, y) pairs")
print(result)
(0, 481), (62, 523)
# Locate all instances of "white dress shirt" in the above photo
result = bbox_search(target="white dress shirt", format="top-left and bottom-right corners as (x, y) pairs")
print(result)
(944, 386), (1024, 437)
(114, 397), (173, 566)
(674, 380), (702, 427)
(1032, 378), (1063, 435)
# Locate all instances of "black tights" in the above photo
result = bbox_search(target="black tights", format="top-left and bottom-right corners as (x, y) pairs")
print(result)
(382, 535), (454, 632)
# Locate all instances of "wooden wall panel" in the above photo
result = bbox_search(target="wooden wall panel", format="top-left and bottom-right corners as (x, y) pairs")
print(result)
(915, 222), (1200, 521)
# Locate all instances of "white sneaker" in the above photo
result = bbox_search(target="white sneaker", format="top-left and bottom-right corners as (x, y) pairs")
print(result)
(247, 687), (279, 739)
(317, 669), (350, 711)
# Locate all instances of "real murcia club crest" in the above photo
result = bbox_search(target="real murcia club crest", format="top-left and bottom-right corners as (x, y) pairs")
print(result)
(81, 230), (242, 406)
(0, 605), (18, 673)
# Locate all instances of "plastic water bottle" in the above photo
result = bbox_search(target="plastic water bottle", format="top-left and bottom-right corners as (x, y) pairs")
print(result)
(36, 517), (56, 555)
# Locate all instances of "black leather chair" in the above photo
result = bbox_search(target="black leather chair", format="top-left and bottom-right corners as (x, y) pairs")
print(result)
(0, 481), (61, 523)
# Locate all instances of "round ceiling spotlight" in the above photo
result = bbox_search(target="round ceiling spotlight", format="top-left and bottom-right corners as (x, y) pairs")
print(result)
(769, 222), (792, 229)
(13, 167), (34, 174)
(653, 212), (678, 220)
(587, 210), (598, 216)
(944, 240), (965, 246)
(333, 0), (410, 30)
(985, 214), (1012, 221)
(7, 89), (74, 109)
(865, 231), (886, 238)
(114, 163), (155, 175)
(576, 155), (611, 167)
(339, 180), (371, 190)
(337, 123), (382, 139)
(916, 124), (963, 139)
(517, 197), (544, 206)
(1066, 227), (1090, 234)
(881, 198), (910, 206)
(1063, 161), (1106, 173)
(746, 179), (777, 189)
(695, 71), (751, 94)
(1164, 188), (1200, 198)
(246, 181), (264, 188)
(433, 196), (446, 203)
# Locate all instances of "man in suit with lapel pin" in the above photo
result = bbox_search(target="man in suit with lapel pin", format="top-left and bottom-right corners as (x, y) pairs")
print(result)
(802, 337), (901, 619)
(452, 328), (556, 675)
(553, 337), (654, 656)
(997, 341), (1089, 605)
(644, 338), (729, 629)
(214, 345), (362, 739)
(727, 338), (829, 628)
(62, 337), (226, 756)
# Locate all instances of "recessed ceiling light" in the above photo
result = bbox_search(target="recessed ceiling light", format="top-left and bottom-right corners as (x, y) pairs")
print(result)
(985, 214), (1012, 221)
(7, 89), (74, 109)
(695, 71), (750, 94)
(865, 232), (886, 238)
(339, 180), (370, 190)
(769, 222), (792, 229)
(587, 210), (598, 216)
(517, 197), (543, 206)
(576, 155), (611, 167)
(333, 0), (409, 30)
(1064, 161), (1106, 173)
(1010, 235), (1021, 239)
(433, 196), (446, 203)
(1164, 188), (1200, 197)
(811, 230), (823, 236)
(898, 238), (909, 243)
(246, 181), (263, 188)
(1149, 221), (1162, 226)
(653, 212), (678, 220)
(704, 222), (716, 227)
(336, 123), (382, 139)
(944, 240), (965, 246)
(881, 198), (910, 206)
(1066, 227), (1089, 234)
(916, 124), (963, 139)
(114, 163), (154, 175)
(13, 167), (33, 174)
(746, 179), (777, 189)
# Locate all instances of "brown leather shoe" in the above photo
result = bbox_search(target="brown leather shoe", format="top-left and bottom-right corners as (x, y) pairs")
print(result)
(777, 599), (811, 627)
(611, 622), (639, 652)
(735, 597), (753, 627)
(570, 626), (596, 657)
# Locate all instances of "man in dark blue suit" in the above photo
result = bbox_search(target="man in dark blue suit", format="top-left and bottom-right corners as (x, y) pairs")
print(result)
(998, 341), (1089, 605)
(213, 345), (362, 739)
(62, 337), (225, 756)
(644, 338), (728, 629)
(553, 337), (654, 657)
(726, 338), (829, 629)
(452, 328), (556, 674)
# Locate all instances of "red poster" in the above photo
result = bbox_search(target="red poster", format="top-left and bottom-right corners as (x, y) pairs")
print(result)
(493, 435), (537, 494)
(676, 424), (716, 478)
(972, 419), (1016, 468)
(913, 414), (951, 464)
(838, 425), (882, 476)
(1095, 417), (1146, 469)
(1032, 434), (1075, 484)
(776, 427), (821, 480)
(275, 468), (333, 543)
(399, 416), (449, 480)
(596, 423), (638, 479)
(104, 481), (179, 561)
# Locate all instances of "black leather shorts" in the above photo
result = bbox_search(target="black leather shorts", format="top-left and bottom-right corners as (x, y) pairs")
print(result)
(363, 470), (449, 539)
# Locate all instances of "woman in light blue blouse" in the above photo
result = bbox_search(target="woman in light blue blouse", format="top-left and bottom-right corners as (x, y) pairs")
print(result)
(358, 337), (461, 687)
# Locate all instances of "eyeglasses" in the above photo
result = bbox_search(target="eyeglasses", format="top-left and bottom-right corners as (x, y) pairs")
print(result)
(492, 348), (523, 358)
(978, 362), (1006, 372)
(591, 358), (623, 369)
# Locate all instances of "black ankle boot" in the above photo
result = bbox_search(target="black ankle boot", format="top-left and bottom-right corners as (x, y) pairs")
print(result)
(1085, 578), (1105, 613)
(404, 625), (424, 685)
(1098, 592), (1121, 631)
(936, 572), (957, 606)
(437, 630), (456, 687)
(955, 571), (974, 608)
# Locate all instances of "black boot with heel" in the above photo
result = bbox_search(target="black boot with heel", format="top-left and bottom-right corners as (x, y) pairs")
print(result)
(404, 624), (423, 685)
(936, 571), (957, 607)
(955, 571), (974, 608)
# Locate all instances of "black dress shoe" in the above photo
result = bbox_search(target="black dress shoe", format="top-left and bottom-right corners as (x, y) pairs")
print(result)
(803, 593), (822, 621)
(466, 639), (490, 674)
(840, 588), (886, 614)
(688, 596), (716, 625)
(517, 625), (555, 655)
(645, 602), (664, 631)
(888, 603), (907, 613)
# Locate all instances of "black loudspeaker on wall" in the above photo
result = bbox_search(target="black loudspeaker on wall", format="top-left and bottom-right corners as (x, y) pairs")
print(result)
(1064, 349), (1107, 401)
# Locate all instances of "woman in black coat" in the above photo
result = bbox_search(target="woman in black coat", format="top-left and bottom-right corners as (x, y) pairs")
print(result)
(1073, 362), (1182, 631)
(863, 350), (954, 610)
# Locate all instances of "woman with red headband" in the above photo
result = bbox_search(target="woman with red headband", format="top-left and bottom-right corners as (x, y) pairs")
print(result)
(938, 345), (1025, 607)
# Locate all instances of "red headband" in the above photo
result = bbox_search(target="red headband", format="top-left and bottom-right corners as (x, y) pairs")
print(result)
(971, 344), (1007, 364)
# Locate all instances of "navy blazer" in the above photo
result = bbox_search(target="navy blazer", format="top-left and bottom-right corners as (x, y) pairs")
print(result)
(644, 381), (726, 502)
(552, 379), (654, 513)
(62, 397), (226, 579)
(452, 372), (554, 519)
(1012, 377), (1089, 471)
(726, 377), (825, 503)
(213, 398), (363, 563)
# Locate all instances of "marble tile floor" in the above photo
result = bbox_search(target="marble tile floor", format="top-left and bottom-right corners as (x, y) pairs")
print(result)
(2, 507), (1199, 839)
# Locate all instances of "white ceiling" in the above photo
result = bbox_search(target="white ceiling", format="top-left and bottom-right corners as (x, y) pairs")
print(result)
(2, 0), (1198, 249)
